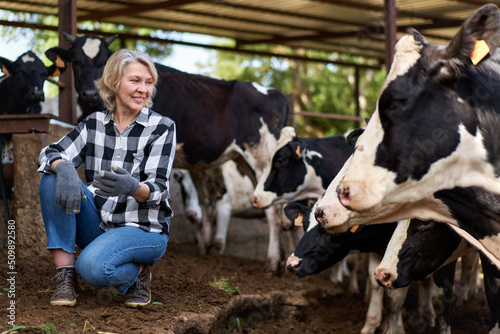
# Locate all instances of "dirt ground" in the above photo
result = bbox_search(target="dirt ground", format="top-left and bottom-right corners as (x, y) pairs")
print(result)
(0, 238), (493, 334)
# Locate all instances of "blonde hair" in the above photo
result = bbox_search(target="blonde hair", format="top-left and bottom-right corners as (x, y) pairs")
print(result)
(95, 49), (158, 111)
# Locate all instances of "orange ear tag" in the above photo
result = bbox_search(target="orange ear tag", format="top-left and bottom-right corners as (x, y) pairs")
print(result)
(470, 40), (490, 65)
(56, 55), (65, 68)
(350, 225), (359, 233)
(295, 145), (301, 157)
(294, 213), (303, 227)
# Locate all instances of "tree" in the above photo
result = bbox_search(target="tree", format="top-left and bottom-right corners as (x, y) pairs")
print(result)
(197, 41), (386, 137)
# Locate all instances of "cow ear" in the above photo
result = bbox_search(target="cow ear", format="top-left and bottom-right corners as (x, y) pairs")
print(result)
(284, 201), (309, 230)
(46, 54), (67, 77)
(45, 47), (72, 64)
(0, 57), (13, 77)
(440, 4), (500, 79)
(288, 141), (301, 158)
(346, 128), (365, 146)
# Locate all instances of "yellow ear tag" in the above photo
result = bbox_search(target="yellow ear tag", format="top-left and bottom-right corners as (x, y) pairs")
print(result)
(2, 65), (10, 76)
(470, 39), (490, 65)
(295, 145), (301, 157)
(294, 213), (303, 227)
(350, 225), (359, 233)
(56, 55), (65, 68)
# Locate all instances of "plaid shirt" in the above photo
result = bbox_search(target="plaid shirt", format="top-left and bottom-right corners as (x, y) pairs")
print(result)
(38, 108), (176, 234)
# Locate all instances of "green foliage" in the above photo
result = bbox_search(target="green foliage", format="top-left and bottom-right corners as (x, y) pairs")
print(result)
(210, 277), (240, 295)
(198, 43), (386, 137)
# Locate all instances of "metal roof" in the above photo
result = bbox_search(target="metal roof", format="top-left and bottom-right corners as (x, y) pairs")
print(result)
(1, 0), (498, 68)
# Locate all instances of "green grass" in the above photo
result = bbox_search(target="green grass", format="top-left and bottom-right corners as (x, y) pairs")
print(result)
(210, 277), (240, 295)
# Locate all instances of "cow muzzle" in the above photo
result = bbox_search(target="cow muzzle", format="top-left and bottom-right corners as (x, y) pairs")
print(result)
(374, 268), (395, 289)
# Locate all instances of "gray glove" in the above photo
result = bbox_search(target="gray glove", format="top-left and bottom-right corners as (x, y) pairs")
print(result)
(93, 166), (140, 197)
(55, 161), (86, 216)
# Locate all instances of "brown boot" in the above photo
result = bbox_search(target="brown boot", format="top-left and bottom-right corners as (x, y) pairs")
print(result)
(50, 267), (78, 306)
(124, 265), (151, 307)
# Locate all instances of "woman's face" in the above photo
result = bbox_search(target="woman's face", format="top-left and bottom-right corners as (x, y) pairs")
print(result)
(115, 61), (154, 114)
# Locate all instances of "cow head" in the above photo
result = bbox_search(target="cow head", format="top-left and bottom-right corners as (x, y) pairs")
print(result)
(0, 51), (65, 114)
(284, 199), (354, 277)
(251, 126), (362, 209)
(45, 33), (117, 120)
(336, 4), (500, 213)
(374, 219), (468, 289)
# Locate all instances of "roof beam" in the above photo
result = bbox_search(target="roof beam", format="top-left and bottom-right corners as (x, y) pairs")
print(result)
(236, 18), (462, 47)
(313, 0), (462, 22)
(0, 20), (381, 70)
(78, 0), (213, 21)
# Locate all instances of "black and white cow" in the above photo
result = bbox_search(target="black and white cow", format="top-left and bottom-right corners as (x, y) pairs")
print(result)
(315, 4), (500, 267)
(0, 51), (63, 114)
(251, 126), (363, 209)
(45, 34), (290, 271)
(285, 202), (438, 334)
(375, 219), (500, 334)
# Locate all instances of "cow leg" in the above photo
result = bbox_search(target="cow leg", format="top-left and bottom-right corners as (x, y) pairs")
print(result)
(432, 261), (456, 334)
(417, 276), (436, 328)
(361, 253), (384, 334)
(265, 205), (282, 273)
(347, 254), (361, 295)
(479, 253), (500, 334)
(455, 250), (479, 306)
(382, 286), (408, 334)
(213, 199), (232, 254)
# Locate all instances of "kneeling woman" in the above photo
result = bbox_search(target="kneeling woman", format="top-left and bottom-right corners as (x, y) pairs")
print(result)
(37, 49), (176, 307)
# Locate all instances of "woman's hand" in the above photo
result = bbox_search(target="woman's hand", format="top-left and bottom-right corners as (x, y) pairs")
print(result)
(93, 166), (140, 197)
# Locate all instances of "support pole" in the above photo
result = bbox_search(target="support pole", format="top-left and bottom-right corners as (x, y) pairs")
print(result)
(384, 0), (397, 72)
(58, 0), (77, 124)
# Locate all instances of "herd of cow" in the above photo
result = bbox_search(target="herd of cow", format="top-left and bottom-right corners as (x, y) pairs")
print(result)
(2, 3), (500, 333)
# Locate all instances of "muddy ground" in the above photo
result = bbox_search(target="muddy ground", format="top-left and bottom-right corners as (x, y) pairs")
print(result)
(0, 238), (493, 334)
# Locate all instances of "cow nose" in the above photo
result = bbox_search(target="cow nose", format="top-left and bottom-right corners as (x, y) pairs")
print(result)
(314, 207), (328, 227)
(286, 255), (301, 273)
(81, 89), (99, 102)
(374, 269), (394, 288)
(30, 89), (44, 101)
(251, 195), (260, 208)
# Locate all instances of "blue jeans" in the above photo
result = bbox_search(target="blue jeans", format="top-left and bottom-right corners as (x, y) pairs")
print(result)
(39, 173), (168, 294)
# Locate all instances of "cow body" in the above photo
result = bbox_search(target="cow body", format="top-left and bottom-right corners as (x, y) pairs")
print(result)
(251, 126), (360, 209)
(375, 219), (500, 334)
(0, 51), (62, 115)
(315, 5), (500, 267)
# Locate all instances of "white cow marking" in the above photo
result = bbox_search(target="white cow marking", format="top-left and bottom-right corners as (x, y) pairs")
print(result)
(251, 82), (272, 95)
(21, 53), (35, 63)
(82, 38), (102, 60)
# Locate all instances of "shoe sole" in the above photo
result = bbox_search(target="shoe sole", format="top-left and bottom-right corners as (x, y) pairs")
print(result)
(124, 300), (151, 308)
(50, 299), (77, 307)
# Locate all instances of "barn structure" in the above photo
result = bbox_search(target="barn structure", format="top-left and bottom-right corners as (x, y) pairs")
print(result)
(0, 0), (494, 124)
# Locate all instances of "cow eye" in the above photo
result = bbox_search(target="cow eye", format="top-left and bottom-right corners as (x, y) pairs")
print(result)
(274, 156), (287, 168)
(387, 100), (405, 111)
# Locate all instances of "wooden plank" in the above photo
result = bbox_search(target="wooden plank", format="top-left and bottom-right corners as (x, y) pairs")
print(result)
(0, 114), (53, 134)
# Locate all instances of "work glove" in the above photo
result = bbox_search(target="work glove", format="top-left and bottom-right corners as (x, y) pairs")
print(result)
(93, 166), (140, 197)
(55, 161), (86, 216)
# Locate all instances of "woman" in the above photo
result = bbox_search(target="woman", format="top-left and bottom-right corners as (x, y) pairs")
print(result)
(38, 49), (176, 307)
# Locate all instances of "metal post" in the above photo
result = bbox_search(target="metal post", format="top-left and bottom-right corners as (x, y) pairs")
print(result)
(384, 0), (397, 72)
(354, 66), (361, 128)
